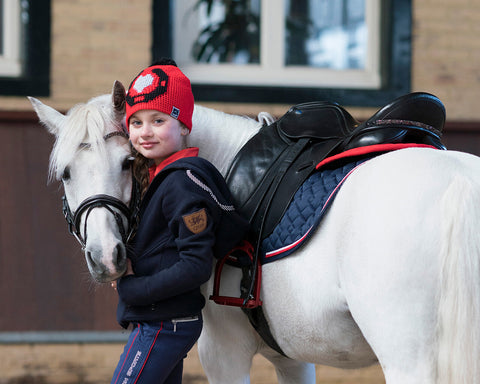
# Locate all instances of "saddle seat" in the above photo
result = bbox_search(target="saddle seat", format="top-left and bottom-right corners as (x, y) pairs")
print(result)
(277, 101), (359, 140)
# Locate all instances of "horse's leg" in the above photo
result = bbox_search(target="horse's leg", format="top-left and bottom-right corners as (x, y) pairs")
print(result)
(199, 263), (316, 384)
(199, 267), (259, 384)
(197, 309), (257, 384)
(261, 350), (316, 384)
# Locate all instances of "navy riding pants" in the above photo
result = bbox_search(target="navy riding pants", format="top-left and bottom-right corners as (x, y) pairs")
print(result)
(111, 315), (202, 384)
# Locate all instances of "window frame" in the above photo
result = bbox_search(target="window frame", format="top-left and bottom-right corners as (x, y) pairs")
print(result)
(171, 0), (383, 90)
(153, 0), (411, 107)
(0, 0), (51, 96)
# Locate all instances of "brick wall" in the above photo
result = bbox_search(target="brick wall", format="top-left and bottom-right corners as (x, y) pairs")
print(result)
(0, 0), (152, 112)
(0, 0), (478, 121)
(412, 0), (480, 120)
(49, 0), (152, 105)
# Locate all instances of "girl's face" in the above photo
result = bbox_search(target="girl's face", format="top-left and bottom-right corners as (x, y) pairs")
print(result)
(129, 110), (189, 165)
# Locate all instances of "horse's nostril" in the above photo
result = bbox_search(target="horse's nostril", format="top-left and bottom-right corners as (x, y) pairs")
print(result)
(86, 250), (103, 274)
(86, 251), (95, 266)
(114, 243), (127, 271)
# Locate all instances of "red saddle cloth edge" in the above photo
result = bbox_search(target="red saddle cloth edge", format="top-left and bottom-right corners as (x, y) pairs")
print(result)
(316, 143), (439, 170)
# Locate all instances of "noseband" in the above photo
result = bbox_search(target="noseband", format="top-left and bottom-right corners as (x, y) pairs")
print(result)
(61, 131), (140, 249)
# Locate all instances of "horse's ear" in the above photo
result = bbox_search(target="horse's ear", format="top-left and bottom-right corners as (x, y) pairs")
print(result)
(28, 96), (65, 137)
(112, 80), (126, 116)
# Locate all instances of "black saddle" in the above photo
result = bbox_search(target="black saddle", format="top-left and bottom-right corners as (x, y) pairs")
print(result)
(223, 92), (446, 357)
(225, 92), (446, 239)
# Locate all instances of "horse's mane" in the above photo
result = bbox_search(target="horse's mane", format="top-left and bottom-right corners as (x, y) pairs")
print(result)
(49, 94), (122, 182)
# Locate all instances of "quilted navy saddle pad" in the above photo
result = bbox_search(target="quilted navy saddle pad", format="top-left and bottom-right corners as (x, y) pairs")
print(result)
(261, 158), (368, 264)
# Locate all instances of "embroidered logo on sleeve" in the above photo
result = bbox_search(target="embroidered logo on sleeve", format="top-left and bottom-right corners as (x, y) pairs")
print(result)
(183, 208), (207, 234)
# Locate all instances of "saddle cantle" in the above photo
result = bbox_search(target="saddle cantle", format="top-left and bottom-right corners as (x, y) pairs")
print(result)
(225, 92), (446, 239)
(344, 92), (446, 150)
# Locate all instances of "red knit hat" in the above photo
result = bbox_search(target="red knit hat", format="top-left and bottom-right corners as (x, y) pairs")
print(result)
(125, 64), (194, 131)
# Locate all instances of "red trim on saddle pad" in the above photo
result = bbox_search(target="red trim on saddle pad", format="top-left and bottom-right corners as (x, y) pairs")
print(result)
(316, 143), (438, 170)
(264, 162), (365, 259)
(265, 227), (313, 258)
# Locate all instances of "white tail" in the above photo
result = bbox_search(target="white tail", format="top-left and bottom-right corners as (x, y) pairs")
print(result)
(437, 174), (480, 383)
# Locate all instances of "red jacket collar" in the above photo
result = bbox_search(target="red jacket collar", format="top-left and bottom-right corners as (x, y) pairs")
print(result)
(149, 147), (199, 182)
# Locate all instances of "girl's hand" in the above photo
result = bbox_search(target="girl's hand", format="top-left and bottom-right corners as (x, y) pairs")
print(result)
(125, 258), (134, 276)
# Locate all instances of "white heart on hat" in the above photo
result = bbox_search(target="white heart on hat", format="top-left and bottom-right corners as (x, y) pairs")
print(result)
(133, 74), (154, 93)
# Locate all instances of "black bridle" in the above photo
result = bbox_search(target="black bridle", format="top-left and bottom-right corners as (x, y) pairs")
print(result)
(61, 131), (140, 249)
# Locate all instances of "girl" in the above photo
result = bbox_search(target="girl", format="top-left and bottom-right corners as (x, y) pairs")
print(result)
(111, 59), (249, 383)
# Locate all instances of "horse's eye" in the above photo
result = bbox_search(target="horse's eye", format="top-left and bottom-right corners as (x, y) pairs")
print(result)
(122, 156), (134, 171)
(62, 167), (71, 181)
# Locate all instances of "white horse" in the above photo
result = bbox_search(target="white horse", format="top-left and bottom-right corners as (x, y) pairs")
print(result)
(30, 83), (480, 384)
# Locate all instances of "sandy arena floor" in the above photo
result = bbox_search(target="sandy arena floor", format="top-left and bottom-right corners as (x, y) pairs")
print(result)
(0, 343), (385, 383)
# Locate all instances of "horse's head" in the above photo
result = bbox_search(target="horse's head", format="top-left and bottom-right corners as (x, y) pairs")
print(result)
(29, 81), (134, 283)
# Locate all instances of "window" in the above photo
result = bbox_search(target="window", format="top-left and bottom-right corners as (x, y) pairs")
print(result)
(0, 0), (22, 77)
(0, 0), (50, 96)
(153, 0), (411, 106)
(172, 0), (381, 89)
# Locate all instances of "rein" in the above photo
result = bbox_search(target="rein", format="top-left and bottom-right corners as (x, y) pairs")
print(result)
(61, 131), (140, 249)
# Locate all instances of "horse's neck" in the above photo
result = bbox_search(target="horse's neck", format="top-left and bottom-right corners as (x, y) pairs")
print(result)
(189, 105), (262, 176)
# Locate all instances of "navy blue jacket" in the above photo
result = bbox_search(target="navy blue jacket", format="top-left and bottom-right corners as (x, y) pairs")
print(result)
(116, 155), (249, 328)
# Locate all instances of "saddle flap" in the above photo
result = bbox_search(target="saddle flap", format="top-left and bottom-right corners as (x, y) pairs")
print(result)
(278, 101), (359, 140)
